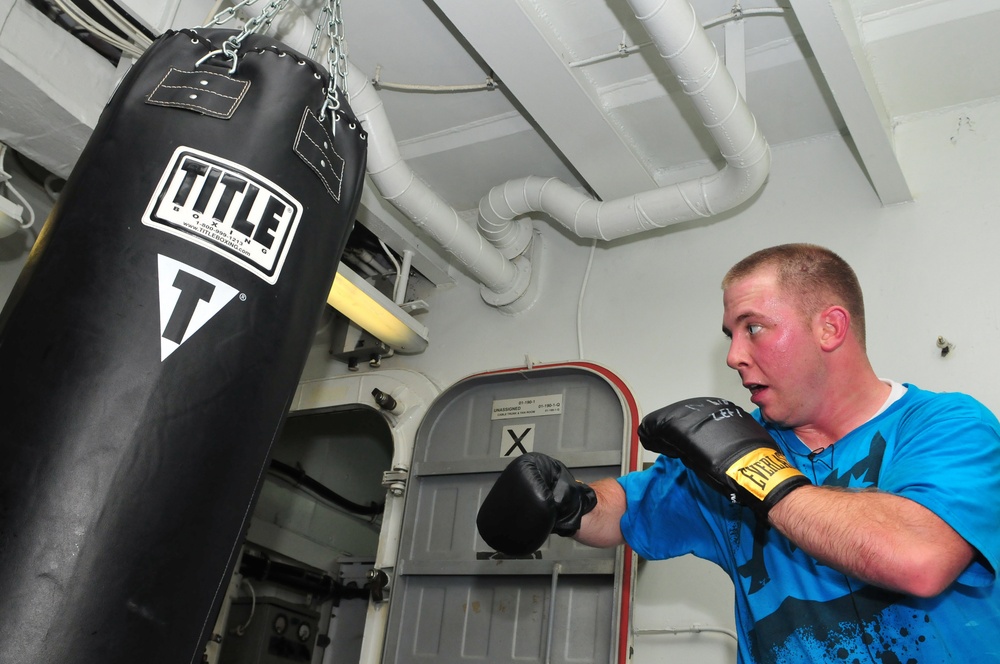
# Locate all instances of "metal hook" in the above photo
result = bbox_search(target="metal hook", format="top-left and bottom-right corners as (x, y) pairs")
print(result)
(195, 48), (239, 75)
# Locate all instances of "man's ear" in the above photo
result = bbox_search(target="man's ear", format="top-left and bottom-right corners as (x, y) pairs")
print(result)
(817, 305), (850, 351)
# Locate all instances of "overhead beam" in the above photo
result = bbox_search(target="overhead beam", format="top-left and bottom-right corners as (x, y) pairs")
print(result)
(787, 0), (912, 205)
(427, 0), (657, 201)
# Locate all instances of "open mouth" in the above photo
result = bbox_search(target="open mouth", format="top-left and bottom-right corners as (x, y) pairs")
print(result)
(746, 383), (767, 401)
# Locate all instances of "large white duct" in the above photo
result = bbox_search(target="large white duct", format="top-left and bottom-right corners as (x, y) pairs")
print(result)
(345, 64), (531, 309)
(478, 0), (771, 258)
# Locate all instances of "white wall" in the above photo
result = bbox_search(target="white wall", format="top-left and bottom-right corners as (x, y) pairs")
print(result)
(335, 100), (1000, 415)
(302, 98), (1000, 663)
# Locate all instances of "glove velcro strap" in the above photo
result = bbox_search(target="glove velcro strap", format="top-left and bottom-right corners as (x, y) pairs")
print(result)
(552, 480), (597, 537)
(725, 448), (805, 502)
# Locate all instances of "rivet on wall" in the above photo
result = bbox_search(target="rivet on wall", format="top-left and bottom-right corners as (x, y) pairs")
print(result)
(936, 336), (955, 358)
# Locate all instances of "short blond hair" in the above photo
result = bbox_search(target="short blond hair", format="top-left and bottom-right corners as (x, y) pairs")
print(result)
(723, 243), (867, 347)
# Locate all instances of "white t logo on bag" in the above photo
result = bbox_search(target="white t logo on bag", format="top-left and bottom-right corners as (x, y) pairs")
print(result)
(157, 254), (238, 361)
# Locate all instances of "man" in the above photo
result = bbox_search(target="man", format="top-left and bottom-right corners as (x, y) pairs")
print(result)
(477, 243), (1000, 663)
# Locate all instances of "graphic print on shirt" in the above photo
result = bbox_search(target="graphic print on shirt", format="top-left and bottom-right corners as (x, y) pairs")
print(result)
(736, 433), (888, 596)
(749, 585), (926, 664)
(737, 520), (771, 594)
(734, 433), (937, 664)
(822, 433), (885, 488)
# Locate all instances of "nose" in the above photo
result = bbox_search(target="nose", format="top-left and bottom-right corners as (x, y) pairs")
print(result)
(726, 336), (747, 371)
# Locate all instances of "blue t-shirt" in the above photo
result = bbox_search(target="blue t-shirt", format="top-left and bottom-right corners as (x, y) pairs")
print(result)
(618, 384), (1000, 663)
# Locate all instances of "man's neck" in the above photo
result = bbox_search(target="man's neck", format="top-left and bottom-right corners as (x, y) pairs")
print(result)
(794, 372), (891, 452)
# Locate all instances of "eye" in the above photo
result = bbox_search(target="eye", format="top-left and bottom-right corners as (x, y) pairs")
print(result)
(747, 323), (763, 336)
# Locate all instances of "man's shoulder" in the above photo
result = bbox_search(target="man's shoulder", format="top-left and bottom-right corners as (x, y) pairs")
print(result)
(895, 383), (997, 424)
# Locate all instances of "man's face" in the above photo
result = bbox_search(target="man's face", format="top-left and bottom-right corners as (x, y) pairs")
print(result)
(722, 268), (825, 427)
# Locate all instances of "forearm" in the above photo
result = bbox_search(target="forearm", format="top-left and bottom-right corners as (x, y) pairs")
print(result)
(768, 485), (974, 597)
(574, 478), (627, 548)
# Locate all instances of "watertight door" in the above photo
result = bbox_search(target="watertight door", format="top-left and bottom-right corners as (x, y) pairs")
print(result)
(383, 362), (639, 664)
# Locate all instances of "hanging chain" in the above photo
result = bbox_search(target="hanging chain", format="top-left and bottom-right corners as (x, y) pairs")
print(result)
(199, 0), (349, 124)
(200, 0), (288, 31)
(314, 0), (348, 121)
(330, 0), (349, 97)
(200, 0), (255, 28)
(197, 0), (290, 73)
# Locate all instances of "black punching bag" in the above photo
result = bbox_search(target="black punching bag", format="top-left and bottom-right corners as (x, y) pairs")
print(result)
(0, 28), (366, 663)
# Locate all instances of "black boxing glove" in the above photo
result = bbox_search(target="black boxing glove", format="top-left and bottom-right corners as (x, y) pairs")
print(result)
(477, 452), (597, 556)
(638, 397), (810, 518)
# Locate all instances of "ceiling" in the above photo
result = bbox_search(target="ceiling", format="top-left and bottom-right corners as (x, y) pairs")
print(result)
(3, 0), (1000, 287)
(314, 0), (1000, 215)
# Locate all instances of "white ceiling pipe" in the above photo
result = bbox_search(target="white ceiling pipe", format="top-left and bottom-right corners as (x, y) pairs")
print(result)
(262, 8), (532, 308)
(478, 0), (771, 257)
(346, 63), (531, 308)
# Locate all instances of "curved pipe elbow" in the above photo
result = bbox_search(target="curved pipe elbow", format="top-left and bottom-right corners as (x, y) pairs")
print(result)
(476, 140), (769, 244)
(474, 0), (771, 248)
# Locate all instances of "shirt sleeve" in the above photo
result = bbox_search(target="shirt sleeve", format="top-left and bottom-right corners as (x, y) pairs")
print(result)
(881, 393), (1000, 586)
(616, 455), (735, 564)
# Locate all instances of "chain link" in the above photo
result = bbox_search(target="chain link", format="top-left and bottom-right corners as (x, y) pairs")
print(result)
(200, 0), (286, 30)
(197, 0), (290, 73)
(200, 1), (248, 28)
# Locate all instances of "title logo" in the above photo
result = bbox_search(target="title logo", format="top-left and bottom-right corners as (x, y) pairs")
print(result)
(143, 147), (302, 283)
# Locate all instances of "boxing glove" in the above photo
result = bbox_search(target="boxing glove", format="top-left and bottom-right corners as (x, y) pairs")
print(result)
(477, 452), (597, 556)
(638, 397), (810, 518)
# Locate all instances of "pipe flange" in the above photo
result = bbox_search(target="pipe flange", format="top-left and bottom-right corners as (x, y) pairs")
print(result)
(480, 254), (532, 308)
